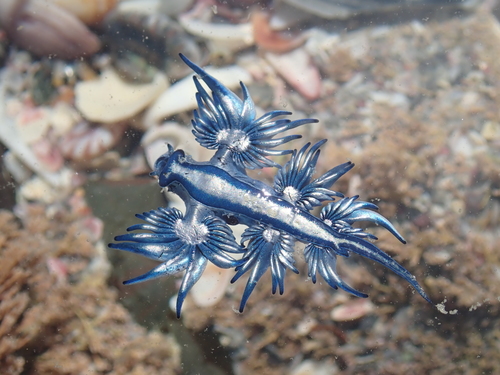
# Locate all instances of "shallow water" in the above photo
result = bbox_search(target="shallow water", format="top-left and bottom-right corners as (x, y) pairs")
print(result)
(1, 1), (500, 374)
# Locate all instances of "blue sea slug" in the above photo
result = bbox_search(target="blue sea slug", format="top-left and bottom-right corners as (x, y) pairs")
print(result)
(109, 54), (431, 318)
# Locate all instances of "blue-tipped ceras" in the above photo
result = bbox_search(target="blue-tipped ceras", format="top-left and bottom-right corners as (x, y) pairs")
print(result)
(109, 54), (431, 318)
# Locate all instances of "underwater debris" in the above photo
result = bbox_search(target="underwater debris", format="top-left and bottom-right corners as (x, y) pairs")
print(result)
(109, 54), (430, 318)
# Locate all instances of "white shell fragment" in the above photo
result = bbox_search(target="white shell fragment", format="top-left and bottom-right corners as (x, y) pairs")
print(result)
(141, 121), (204, 167)
(18, 171), (73, 205)
(178, 12), (254, 52)
(49, 102), (81, 136)
(15, 106), (51, 144)
(116, 0), (160, 15)
(265, 48), (322, 101)
(290, 360), (338, 375)
(3, 151), (31, 183)
(75, 68), (168, 123)
(330, 299), (375, 322)
(144, 65), (252, 128)
(0, 74), (71, 189)
(190, 263), (234, 308)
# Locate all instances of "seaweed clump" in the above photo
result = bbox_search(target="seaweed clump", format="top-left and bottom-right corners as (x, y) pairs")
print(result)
(0, 205), (181, 375)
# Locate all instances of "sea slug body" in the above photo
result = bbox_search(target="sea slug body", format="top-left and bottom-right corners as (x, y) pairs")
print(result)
(109, 54), (431, 318)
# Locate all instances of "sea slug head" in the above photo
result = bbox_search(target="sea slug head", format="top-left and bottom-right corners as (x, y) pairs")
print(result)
(150, 144), (185, 188)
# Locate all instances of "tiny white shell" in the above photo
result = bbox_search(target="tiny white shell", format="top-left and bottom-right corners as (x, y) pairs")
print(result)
(190, 263), (234, 308)
(59, 122), (123, 161)
(144, 65), (252, 128)
(178, 12), (254, 51)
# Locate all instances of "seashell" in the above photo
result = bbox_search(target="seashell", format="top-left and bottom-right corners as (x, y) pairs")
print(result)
(49, 102), (82, 137)
(178, 2), (254, 53)
(3, 151), (32, 183)
(59, 122), (124, 161)
(423, 250), (452, 266)
(0, 77), (69, 188)
(141, 122), (195, 169)
(251, 9), (305, 54)
(0, 0), (101, 59)
(118, 0), (193, 17)
(190, 263), (234, 308)
(116, 0), (161, 15)
(31, 138), (65, 173)
(291, 360), (337, 375)
(144, 65), (252, 128)
(15, 106), (51, 144)
(48, 0), (119, 25)
(330, 299), (375, 322)
(295, 317), (318, 336)
(18, 171), (73, 204)
(265, 48), (322, 101)
(75, 68), (168, 124)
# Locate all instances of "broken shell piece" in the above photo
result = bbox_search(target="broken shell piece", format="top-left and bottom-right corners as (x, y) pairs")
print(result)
(0, 0), (101, 59)
(252, 9), (305, 53)
(330, 299), (375, 322)
(50, 102), (81, 136)
(141, 122), (195, 168)
(75, 68), (168, 124)
(31, 138), (64, 172)
(0, 79), (68, 189)
(178, 6), (254, 53)
(15, 106), (51, 144)
(265, 48), (322, 101)
(190, 263), (234, 307)
(59, 122), (124, 161)
(3, 151), (32, 183)
(18, 170), (73, 205)
(117, 0), (160, 15)
(290, 360), (338, 375)
(144, 65), (251, 128)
